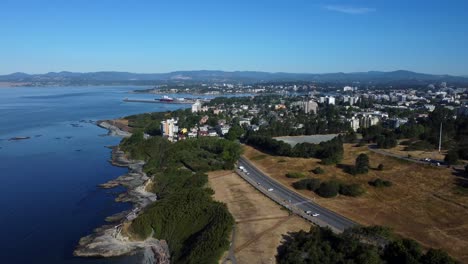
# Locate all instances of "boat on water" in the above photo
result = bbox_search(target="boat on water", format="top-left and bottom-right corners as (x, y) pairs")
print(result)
(8, 136), (31, 141)
(157, 95), (174, 102)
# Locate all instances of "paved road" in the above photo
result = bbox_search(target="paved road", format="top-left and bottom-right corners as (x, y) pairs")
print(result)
(367, 145), (465, 169)
(238, 157), (356, 232)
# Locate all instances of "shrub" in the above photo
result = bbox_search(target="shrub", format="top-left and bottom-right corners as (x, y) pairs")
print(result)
(293, 178), (321, 191)
(444, 149), (459, 165)
(368, 178), (393, 188)
(339, 183), (365, 197)
(312, 167), (325, 174)
(286, 172), (306, 178)
(355, 153), (370, 174)
(377, 164), (384, 171)
(316, 180), (340, 198)
(404, 140), (434, 151)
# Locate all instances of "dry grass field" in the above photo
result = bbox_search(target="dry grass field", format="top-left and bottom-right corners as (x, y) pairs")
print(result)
(207, 171), (311, 264)
(243, 144), (468, 262)
(382, 143), (447, 161)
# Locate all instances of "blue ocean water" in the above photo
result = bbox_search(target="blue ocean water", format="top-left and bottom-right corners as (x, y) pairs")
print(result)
(0, 86), (202, 264)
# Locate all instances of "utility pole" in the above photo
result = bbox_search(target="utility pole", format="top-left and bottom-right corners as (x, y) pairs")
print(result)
(438, 122), (442, 153)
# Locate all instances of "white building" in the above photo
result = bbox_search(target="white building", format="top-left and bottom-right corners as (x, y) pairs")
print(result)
(239, 118), (251, 127)
(343, 96), (360, 106)
(191, 100), (202, 113)
(160, 118), (178, 141)
(359, 115), (380, 128)
(348, 117), (360, 131)
(291, 99), (318, 114)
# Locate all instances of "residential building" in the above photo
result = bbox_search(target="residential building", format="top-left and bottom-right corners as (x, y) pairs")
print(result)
(160, 118), (178, 141)
(191, 100), (202, 113)
(292, 99), (318, 114)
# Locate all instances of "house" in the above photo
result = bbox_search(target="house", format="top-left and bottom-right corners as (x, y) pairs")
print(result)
(199, 115), (209, 124)
(239, 118), (251, 127)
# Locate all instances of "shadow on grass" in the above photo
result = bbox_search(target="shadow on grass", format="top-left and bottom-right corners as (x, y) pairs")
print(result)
(452, 167), (467, 178)
(454, 177), (468, 195)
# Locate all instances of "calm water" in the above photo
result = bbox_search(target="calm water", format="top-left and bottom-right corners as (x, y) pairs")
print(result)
(0, 86), (203, 264)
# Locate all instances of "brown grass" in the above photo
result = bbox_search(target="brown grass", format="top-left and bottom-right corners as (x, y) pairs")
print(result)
(384, 143), (447, 161)
(243, 144), (468, 263)
(208, 171), (311, 264)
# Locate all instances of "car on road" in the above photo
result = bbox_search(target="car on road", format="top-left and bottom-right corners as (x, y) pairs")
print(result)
(305, 211), (319, 217)
(268, 188), (274, 191)
(257, 182), (261, 185)
(238, 166), (244, 170)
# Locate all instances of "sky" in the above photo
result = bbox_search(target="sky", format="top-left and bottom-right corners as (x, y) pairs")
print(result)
(0, 0), (467, 75)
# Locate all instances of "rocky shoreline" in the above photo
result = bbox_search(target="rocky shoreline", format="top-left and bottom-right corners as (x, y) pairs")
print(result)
(97, 120), (132, 138)
(73, 121), (170, 264)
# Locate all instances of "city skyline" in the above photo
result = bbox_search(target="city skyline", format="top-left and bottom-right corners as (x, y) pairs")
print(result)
(1, 0), (467, 75)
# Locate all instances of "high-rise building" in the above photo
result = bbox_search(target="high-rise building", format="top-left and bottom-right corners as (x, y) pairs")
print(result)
(160, 118), (178, 141)
(291, 99), (318, 114)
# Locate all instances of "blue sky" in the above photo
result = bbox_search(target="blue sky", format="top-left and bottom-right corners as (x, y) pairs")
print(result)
(1, 0), (467, 75)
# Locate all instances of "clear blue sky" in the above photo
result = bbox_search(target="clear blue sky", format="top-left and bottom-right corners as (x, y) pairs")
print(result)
(1, 0), (467, 75)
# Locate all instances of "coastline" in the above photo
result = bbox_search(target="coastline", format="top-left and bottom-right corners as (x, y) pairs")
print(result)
(73, 120), (170, 263)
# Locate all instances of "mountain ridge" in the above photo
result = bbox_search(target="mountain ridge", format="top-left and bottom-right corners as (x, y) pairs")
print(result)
(1, 70), (467, 85)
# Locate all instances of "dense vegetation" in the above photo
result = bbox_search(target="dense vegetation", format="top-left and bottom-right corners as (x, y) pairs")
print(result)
(120, 131), (242, 263)
(293, 178), (365, 198)
(125, 107), (231, 136)
(277, 226), (457, 264)
(244, 135), (344, 164)
(361, 107), (468, 164)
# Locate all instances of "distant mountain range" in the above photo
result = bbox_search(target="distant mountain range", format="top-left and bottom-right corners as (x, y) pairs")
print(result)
(1, 70), (468, 85)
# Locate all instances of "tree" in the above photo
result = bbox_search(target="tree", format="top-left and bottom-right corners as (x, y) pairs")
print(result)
(420, 249), (457, 264)
(444, 149), (459, 165)
(339, 183), (365, 197)
(383, 239), (422, 264)
(355, 153), (370, 174)
(225, 125), (244, 141)
(293, 178), (321, 191)
(316, 181), (340, 198)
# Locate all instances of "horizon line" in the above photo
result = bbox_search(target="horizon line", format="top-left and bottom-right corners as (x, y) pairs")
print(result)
(0, 69), (465, 77)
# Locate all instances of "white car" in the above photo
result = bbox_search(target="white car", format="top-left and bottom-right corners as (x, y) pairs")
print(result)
(305, 210), (312, 215)
(312, 213), (320, 217)
(239, 166), (245, 170)
(268, 188), (274, 191)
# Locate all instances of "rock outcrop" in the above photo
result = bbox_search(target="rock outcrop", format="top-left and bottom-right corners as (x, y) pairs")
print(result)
(74, 134), (169, 263)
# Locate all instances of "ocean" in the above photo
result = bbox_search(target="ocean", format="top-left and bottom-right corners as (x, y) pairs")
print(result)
(0, 86), (219, 263)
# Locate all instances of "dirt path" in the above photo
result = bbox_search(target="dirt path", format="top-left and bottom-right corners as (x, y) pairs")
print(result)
(208, 171), (311, 264)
